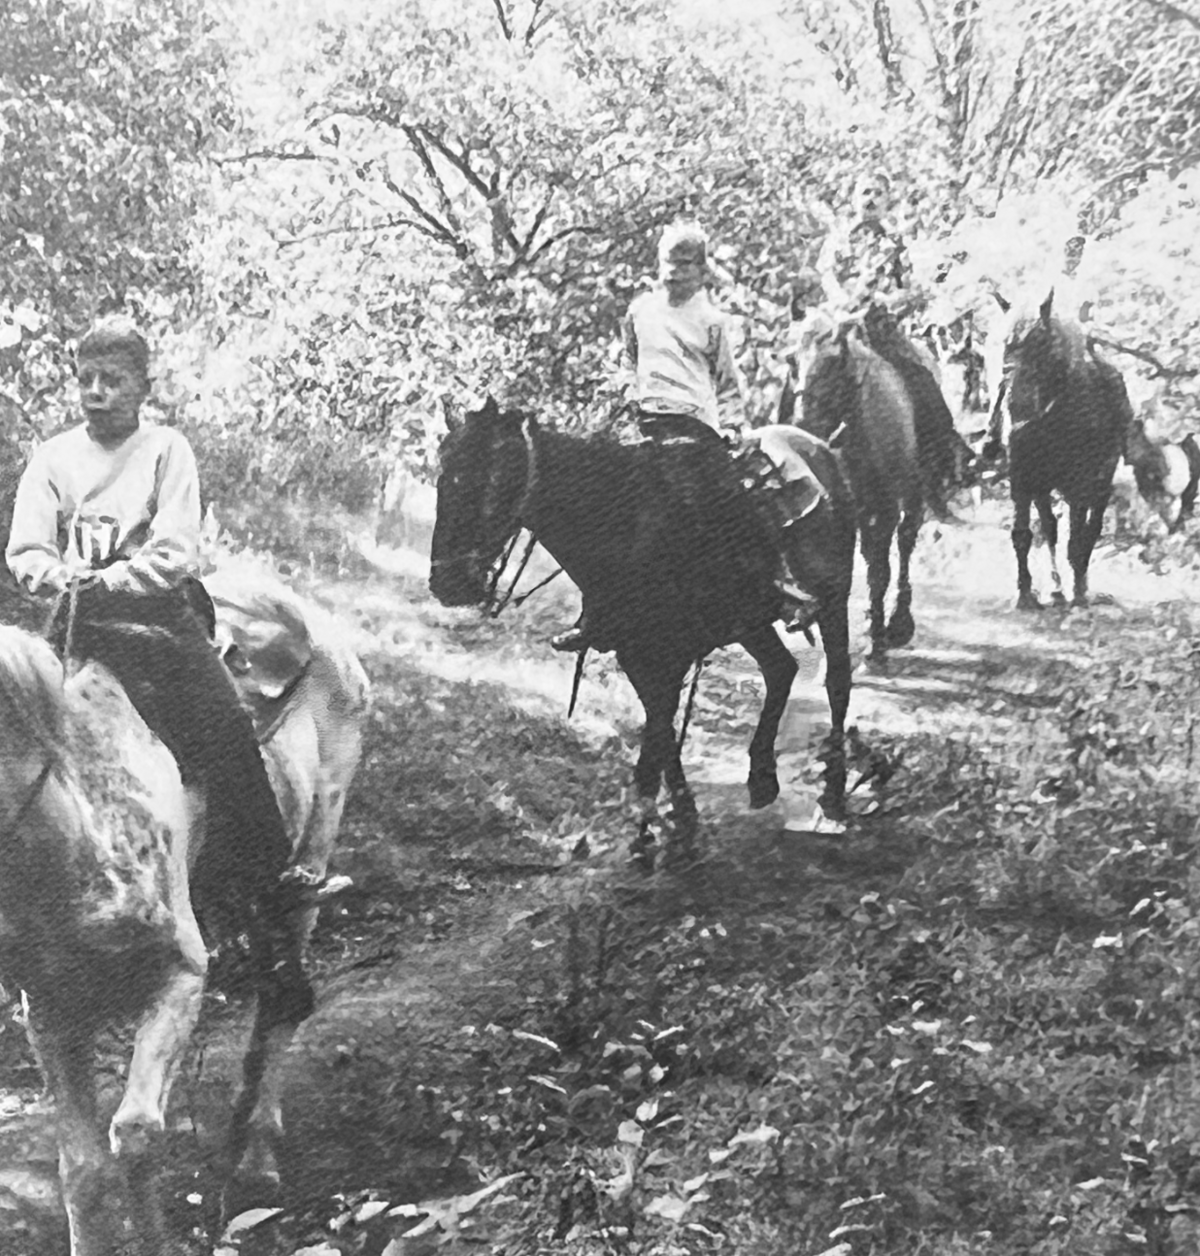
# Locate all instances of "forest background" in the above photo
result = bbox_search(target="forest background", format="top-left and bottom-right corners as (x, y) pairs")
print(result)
(5, 4), (1200, 1256)
(3, 0), (1200, 521)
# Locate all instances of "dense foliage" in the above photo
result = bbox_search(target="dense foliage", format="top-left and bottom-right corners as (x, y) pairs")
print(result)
(4, 0), (1200, 510)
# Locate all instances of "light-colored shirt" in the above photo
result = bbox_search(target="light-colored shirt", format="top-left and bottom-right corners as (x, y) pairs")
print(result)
(817, 218), (910, 311)
(621, 288), (744, 428)
(5, 421), (201, 595)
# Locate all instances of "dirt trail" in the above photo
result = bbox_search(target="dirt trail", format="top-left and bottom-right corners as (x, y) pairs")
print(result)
(2, 497), (1196, 1253)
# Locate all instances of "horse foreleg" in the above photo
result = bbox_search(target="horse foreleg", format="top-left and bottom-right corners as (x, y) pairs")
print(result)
(1068, 493), (1111, 606)
(816, 596), (852, 819)
(108, 958), (206, 1158)
(1012, 492), (1038, 610)
(738, 624), (799, 809)
(26, 1008), (132, 1256)
(886, 503), (922, 648)
(623, 655), (690, 865)
(861, 513), (894, 668)
(1034, 496), (1065, 605)
(110, 802), (208, 1159)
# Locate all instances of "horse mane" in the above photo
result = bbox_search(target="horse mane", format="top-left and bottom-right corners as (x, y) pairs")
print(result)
(0, 625), (66, 764)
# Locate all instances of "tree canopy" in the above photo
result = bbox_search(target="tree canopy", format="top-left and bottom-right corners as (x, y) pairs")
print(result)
(4, 0), (1200, 501)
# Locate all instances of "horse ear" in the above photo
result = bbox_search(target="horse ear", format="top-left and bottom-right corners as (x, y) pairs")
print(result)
(480, 395), (501, 420)
(1039, 289), (1055, 326)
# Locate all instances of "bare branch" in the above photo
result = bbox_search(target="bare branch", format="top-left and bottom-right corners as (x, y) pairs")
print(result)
(417, 128), (526, 257)
(525, 0), (551, 45)
(275, 214), (454, 249)
(379, 164), (465, 252)
(1089, 334), (1199, 378)
(402, 125), (475, 255)
(210, 146), (331, 166)
(520, 195), (554, 257)
(491, 0), (513, 40)
(870, 0), (905, 99)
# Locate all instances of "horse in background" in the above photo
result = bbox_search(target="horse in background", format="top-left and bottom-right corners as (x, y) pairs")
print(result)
(779, 327), (930, 670)
(430, 399), (857, 864)
(1125, 418), (1200, 532)
(0, 576), (368, 1255)
(1001, 291), (1132, 609)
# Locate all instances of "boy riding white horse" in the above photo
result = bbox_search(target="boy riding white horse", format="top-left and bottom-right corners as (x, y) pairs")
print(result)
(6, 315), (313, 1022)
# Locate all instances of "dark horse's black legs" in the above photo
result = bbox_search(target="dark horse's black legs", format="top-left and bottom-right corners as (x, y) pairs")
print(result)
(738, 624), (799, 809)
(885, 505), (921, 648)
(1067, 494), (1110, 605)
(1012, 492), (1039, 611)
(620, 651), (695, 866)
(861, 511), (897, 665)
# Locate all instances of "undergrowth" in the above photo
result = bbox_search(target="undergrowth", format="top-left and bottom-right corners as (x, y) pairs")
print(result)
(306, 597), (1200, 1256)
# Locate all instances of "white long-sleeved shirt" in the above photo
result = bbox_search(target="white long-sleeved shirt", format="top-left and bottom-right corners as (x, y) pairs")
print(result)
(620, 288), (744, 428)
(5, 421), (201, 595)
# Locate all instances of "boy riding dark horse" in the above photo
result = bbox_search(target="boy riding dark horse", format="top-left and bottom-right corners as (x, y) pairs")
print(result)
(552, 221), (825, 654)
(5, 316), (313, 1022)
(815, 171), (962, 518)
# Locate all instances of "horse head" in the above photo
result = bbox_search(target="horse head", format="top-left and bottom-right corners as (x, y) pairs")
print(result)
(429, 396), (530, 607)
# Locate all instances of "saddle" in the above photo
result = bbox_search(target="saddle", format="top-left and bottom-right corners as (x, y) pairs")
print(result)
(208, 586), (313, 742)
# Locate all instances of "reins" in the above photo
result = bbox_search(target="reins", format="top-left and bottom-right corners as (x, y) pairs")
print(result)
(677, 657), (705, 751)
(485, 416), (563, 618)
(0, 759), (54, 847)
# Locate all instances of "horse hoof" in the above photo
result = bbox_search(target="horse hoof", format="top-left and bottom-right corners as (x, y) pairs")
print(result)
(1051, 591), (1068, 608)
(747, 770), (780, 810)
(885, 613), (915, 648)
(861, 652), (889, 676)
(1016, 594), (1041, 612)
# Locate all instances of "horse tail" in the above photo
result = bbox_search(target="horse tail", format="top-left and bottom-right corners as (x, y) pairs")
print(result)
(0, 624), (66, 766)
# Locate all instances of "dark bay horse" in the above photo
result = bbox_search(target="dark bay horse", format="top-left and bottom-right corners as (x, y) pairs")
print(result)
(0, 576), (368, 1256)
(779, 329), (929, 669)
(1002, 293), (1133, 608)
(429, 399), (856, 859)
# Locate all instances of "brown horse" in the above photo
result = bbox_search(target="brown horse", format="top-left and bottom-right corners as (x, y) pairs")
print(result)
(0, 573), (368, 1255)
(429, 400), (856, 863)
(779, 329), (928, 669)
(1002, 293), (1132, 608)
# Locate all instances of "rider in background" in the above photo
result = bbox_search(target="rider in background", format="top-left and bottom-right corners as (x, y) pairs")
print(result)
(5, 315), (313, 1020)
(816, 171), (962, 518)
(552, 221), (819, 653)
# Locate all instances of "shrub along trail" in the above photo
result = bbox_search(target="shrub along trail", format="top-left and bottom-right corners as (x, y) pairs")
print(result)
(4, 499), (1200, 1256)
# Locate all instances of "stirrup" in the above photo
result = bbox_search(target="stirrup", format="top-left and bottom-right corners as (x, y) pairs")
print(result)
(551, 627), (590, 653)
(778, 584), (820, 634)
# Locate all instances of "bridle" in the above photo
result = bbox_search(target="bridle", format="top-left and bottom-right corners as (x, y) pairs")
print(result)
(482, 416), (562, 618)
(0, 758), (55, 847)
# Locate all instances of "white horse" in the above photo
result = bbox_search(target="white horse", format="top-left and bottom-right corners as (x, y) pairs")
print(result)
(0, 573), (368, 1256)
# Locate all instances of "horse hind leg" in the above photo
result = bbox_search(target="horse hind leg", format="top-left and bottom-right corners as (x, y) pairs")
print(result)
(885, 502), (922, 648)
(861, 513), (895, 669)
